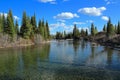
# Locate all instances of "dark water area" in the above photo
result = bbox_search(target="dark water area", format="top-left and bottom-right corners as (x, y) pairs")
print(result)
(0, 40), (120, 80)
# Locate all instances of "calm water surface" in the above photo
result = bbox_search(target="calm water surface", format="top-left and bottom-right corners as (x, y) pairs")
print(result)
(0, 40), (120, 80)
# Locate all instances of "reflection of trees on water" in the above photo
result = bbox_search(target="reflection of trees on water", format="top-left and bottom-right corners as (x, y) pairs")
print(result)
(106, 48), (113, 65)
(73, 40), (80, 53)
(81, 40), (86, 52)
(0, 44), (51, 79)
(86, 45), (114, 66)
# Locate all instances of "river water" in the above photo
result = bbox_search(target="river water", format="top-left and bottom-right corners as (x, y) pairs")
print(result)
(0, 40), (120, 80)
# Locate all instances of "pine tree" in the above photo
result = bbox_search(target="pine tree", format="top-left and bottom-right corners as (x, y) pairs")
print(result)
(107, 18), (115, 36)
(103, 24), (107, 32)
(85, 29), (88, 36)
(7, 10), (15, 38)
(30, 13), (37, 34)
(95, 27), (98, 34)
(2, 14), (7, 34)
(73, 24), (80, 39)
(44, 23), (47, 40)
(117, 21), (120, 34)
(64, 31), (66, 39)
(81, 29), (85, 37)
(15, 20), (19, 35)
(46, 21), (50, 39)
(20, 11), (27, 37)
(38, 20), (44, 37)
(20, 11), (31, 39)
(91, 23), (95, 36)
(0, 15), (3, 33)
(41, 19), (45, 38)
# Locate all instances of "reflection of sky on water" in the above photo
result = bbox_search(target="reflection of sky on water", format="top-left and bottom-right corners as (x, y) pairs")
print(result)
(49, 40), (120, 70)
(0, 40), (120, 79)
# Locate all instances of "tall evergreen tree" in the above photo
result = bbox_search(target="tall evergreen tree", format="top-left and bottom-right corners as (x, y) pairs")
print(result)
(107, 18), (115, 36)
(73, 24), (80, 39)
(46, 21), (50, 39)
(117, 21), (120, 34)
(30, 13), (37, 34)
(114, 25), (117, 33)
(0, 15), (3, 33)
(85, 29), (88, 36)
(7, 10), (15, 38)
(2, 14), (7, 34)
(81, 29), (85, 37)
(15, 20), (19, 35)
(41, 19), (45, 38)
(95, 27), (98, 34)
(91, 23), (95, 36)
(38, 20), (44, 37)
(20, 11), (31, 39)
(44, 23), (47, 40)
(20, 11), (27, 37)
(103, 24), (107, 32)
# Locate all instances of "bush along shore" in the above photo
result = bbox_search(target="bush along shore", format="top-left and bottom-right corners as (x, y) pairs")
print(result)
(55, 18), (120, 49)
(0, 10), (50, 48)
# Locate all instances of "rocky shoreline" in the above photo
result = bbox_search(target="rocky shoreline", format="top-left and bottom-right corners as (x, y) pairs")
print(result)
(84, 32), (120, 50)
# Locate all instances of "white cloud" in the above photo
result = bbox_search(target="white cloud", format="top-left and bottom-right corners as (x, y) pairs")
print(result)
(78, 7), (106, 16)
(38, 0), (56, 4)
(0, 12), (20, 20)
(57, 19), (66, 23)
(101, 16), (109, 21)
(106, 1), (110, 5)
(0, 13), (8, 18)
(86, 20), (94, 23)
(50, 22), (66, 28)
(104, 0), (116, 5)
(50, 22), (74, 34)
(73, 22), (85, 25)
(14, 16), (20, 20)
(54, 12), (79, 20)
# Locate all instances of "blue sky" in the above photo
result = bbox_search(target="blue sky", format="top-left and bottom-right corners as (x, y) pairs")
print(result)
(0, 0), (120, 34)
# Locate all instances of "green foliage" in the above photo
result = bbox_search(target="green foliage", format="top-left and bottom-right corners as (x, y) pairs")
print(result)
(20, 12), (32, 39)
(37, 20), (50, 40)
(81, 29), (85, 37)
(91, 23), (95, 36)
(73, 24), (80, 39)
(30, 14), (37, 34)
(117, 21), (120, 34)
(15, 20), (19, 35)
(0, 15), (3, 33)
(95, 27), (98, 34)
(107, 18), (115, 36)
(85, 29), (88, 36)
(46, 21), (50, 39)
(55, 32), (63, 39)
(6, 10), (15, 38)
(103, 24), (107, 32)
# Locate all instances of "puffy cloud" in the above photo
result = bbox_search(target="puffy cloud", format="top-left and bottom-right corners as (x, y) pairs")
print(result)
(0, 12), (20, 20)
(54, 12), (79, 20)
(38, 0), (56, 4)
(49, 22), (74, 34)
(101, 16), (109, 21)
(73, 22), (85, 25)
(78, 7), (106, 16)
(104, 0), (116, 5)
(0, 13), (8, 18)
(86, 20), (94, 23)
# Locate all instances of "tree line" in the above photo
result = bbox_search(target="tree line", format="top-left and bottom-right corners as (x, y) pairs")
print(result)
(0, 10), (50, 41)
(55, 24), (88, 40)
(55, 18), (120, 40)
